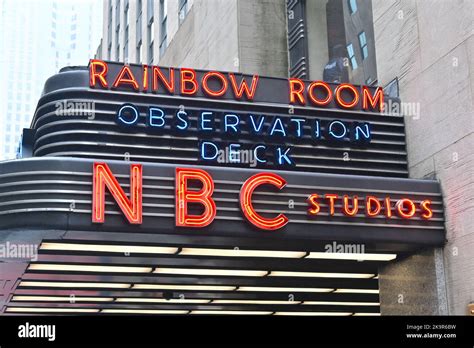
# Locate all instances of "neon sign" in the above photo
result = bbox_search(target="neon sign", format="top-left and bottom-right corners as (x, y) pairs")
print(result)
(90, 60), (259, 101)
(89, 59), (383, 110)
(115, 103), (372, 167)
(92, 163), (434, 231)
(88, 60), (387, 168)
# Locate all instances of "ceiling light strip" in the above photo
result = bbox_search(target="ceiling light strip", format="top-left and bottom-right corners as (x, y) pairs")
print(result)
(306, 252), (396, 261)
(19, 281), (131, 289)
(334, 289), (380, 294)
(101, 309), (189, 314)
(190, 310), (273, 315)
(39, 242), (396, 261)
(237, 286), (334, 293)
(132, 284), (237, 291)
(303, 301), (380, 306)
(28, 264), (153, 273)
(40, 242), (178, 254)
(273, 312), (352, 316)
(6, 307), (100, 313)
(11, 296), (114, 302)
(153, 268), (268, 277)
(269, 271), (376, 278)
(115, 298), (211, 304)
(212, 300), (302, 305)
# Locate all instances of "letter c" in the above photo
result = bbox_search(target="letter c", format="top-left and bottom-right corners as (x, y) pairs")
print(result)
(240, 173), (289, 230)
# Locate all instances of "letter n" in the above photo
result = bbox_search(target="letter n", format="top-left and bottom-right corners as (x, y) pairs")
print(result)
(92, 162), (143, 224)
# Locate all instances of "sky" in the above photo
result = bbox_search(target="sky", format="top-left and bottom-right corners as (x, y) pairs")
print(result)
(0, 0), (103, 160)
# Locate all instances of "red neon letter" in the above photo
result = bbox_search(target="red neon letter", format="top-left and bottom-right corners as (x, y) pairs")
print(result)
(362, 86), (384, 112)
(153, 66), (175, 93)
(175, 168), (216, 227)
(308, 81), (332, 106)
(325, 194), (338, 216)
(396, 198), (416, 219)
(202, 71), (228, 97)
(289, 78), (305, 105)
(143, 65), (149, 91)
(180, 68), (198, 95)
(335, 83), (359, 109)
(92, 162), (143, 224)
(342, 195), (358, 216)
(420, 200), (433, 219)
(112, 65), (140, 90)
(89, 59), (108, 88)
(384, 196), (393, 218)
(228, 73), (259, 100)
(307, 194), (320, 215)
(366, 196), (381, 217)
(240, 173), (288, 230)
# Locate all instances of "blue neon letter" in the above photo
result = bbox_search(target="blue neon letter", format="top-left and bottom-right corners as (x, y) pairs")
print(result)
(328, 120), (347, 139)
(149, 107), (166, 128)
(117, 104), (139, 125)
(200, 112), (214, 131)
(176, 110), (189, 130)
(200, 141), (219, 160)
(290, 118), (306, 137)
(224, 114), (240, 133)
(270, 117), (287, 137)
(276, 147), (294, 165)
(249, 115), (265, 134)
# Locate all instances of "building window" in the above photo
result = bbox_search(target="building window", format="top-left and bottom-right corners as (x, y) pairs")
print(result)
(384, 78), (400, 98)
(178, 0), (188, 25)
(137, 40), (142, 62)
(149, 41), (154, 65)
(148, 20), (154, 64)
(147, 0), (154, 23)
(108, 1), (113, 46)
(348, 0), (357, 14)
(358, 31), (368, 60)
(116, 44), (120, 61)
(346, 43), (358, 70)
(125, 2), (130, 26)
(136, 0), (143, 46)
(125, 2), (129, 61)
(159, 0), (168, 57)
(115, 1), (121, 30)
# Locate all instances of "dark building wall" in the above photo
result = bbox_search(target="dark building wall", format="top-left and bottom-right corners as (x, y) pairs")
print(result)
(302, 0), (378, 84)
(341, 0), (378, 84)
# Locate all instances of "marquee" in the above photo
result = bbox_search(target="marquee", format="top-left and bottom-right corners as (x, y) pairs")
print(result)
(0, 60), (446, 317)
